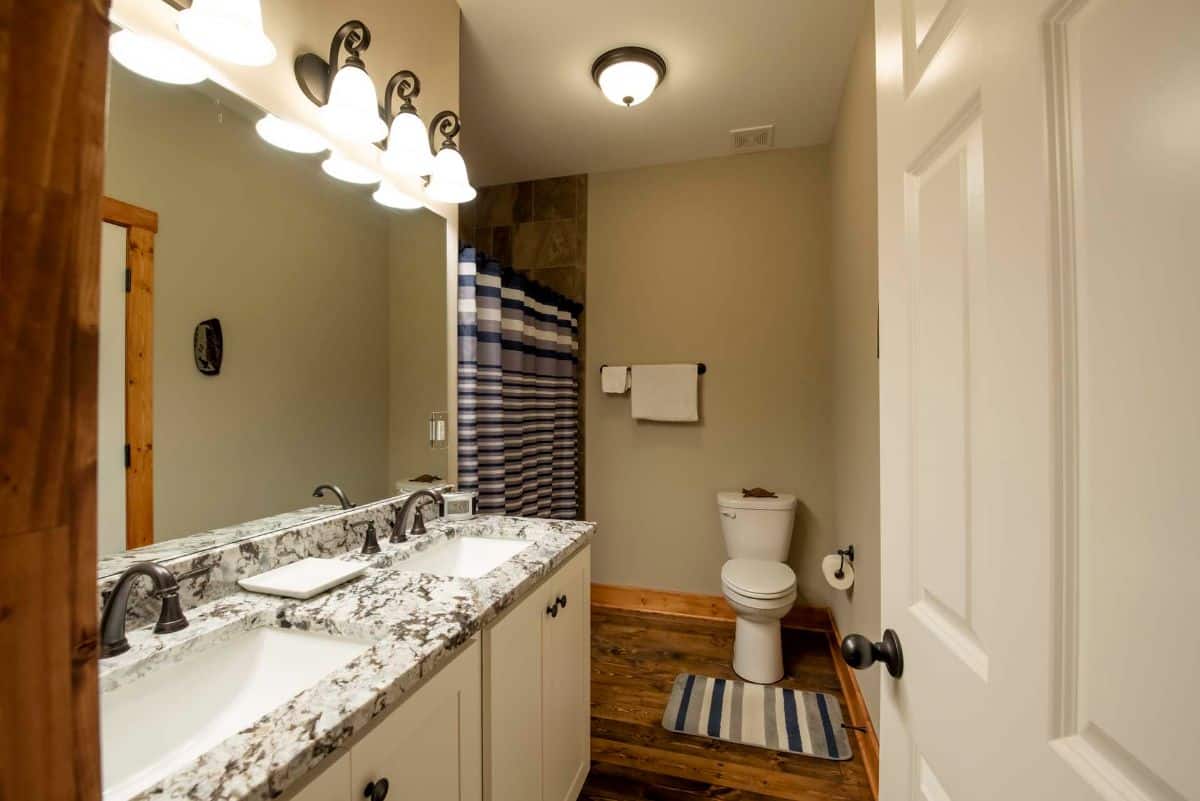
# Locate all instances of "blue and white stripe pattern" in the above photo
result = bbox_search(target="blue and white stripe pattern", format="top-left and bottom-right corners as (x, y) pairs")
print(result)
(457, 248), (580, 519)
(662, 673), (852, 761)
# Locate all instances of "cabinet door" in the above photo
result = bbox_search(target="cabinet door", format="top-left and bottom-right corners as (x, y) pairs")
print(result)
(482, 579), (544, 801)
(540, 549), (590, 801)
(351, 638), (482, 801)
(287, 751), (351, 801)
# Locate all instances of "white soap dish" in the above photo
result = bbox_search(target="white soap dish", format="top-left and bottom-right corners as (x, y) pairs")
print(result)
(238, 558), (367, 600)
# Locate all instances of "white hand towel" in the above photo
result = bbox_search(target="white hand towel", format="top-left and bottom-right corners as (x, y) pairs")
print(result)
(631, 364), (699, 422)
(601, 365), (631, 394)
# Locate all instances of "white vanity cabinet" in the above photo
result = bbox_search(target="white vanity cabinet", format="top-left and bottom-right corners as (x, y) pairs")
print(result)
(484, 546), (591, 801)
(289, 638), (482, 801)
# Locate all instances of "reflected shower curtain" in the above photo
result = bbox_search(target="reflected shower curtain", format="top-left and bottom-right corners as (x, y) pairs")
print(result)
(457, 248), (581, 518)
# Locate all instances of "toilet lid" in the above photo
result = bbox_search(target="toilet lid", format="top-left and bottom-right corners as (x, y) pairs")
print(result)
(721, 559), (796, 599)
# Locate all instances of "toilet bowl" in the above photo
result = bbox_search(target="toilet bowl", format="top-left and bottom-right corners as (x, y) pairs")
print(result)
(716, 490), (798, 684)
(721, 558), (797, 683)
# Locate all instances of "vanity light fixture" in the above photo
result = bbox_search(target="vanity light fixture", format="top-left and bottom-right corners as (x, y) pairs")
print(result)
(177, 0), (277, 67)
(424, 111), (477, 204)
(373, 181), (424, 210)
(296, 20), (388, 145)
(380, 70), (436, 178)
(109, 29), (208, 85)
(321, 151), (382, 185)
(590, 46), (667, 107)
(255, 114), (330, 154)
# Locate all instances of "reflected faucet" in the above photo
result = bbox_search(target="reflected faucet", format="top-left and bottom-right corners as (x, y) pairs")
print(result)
(100, 562), (189, 658)
(313, 483), (354, 509)
(391, 489), (445, 543)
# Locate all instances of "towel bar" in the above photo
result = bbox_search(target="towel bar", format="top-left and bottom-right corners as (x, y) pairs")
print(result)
(600, 363), (706, 374)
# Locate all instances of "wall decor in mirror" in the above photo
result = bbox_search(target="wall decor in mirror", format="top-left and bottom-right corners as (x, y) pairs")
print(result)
(98, 46), (452, 569)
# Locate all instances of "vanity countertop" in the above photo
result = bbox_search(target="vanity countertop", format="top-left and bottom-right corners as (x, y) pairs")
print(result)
(100, 515), (595, 801)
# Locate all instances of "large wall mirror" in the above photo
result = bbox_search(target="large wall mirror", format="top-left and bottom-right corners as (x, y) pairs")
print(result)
(98, 54), (453, 565)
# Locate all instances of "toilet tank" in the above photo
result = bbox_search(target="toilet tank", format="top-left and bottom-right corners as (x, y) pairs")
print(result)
(717, 491), (797, 561)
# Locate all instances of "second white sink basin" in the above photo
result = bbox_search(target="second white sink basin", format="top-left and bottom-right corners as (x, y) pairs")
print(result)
(398, 536), (531, 578)
(101, 627), (370, 801)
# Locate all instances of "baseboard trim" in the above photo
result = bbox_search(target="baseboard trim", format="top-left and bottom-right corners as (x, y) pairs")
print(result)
(590, 582), (830, 631)
(590, 582), (879, 800)
(824, 611), (879, 800)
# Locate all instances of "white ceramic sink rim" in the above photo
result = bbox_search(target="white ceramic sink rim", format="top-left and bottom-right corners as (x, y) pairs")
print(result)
(397, 536), (531, 578)
(101, 626), (370, 801)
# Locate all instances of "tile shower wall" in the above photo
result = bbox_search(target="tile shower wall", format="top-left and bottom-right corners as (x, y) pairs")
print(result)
(459, 175), (588, 516)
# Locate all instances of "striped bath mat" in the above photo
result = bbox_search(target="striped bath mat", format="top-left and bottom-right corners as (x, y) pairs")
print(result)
(662, 673), (852, 761)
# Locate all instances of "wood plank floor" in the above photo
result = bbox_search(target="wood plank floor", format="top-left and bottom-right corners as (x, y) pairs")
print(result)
(582, 608), (873, 801)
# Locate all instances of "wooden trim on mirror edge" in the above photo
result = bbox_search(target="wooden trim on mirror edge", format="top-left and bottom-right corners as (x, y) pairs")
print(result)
(102, 196), (157, 550)
(0, 1), (110, 800)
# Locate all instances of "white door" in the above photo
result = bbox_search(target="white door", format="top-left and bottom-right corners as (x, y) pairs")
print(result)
(98, 222), (128, 556)
(875, 1), (1198, 799)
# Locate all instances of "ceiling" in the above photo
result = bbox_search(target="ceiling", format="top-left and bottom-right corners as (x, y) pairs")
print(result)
(458, 0), (868, 186)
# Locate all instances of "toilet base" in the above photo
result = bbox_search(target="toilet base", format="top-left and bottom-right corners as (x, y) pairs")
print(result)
(732, 615), (784, 684)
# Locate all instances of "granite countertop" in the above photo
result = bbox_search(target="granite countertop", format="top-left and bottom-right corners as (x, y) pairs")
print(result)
(100, 515), (596, 801)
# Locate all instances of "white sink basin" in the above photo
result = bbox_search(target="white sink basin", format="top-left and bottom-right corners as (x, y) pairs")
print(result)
(101, 627), (370, 801)
(398, 536), (531, 578)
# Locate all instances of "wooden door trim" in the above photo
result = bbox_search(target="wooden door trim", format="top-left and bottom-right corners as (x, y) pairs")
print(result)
(101, 196), (155, 549)
(590, 583), (879, 799)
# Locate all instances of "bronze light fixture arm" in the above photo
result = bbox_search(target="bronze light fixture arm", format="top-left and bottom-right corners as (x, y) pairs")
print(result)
(384, 70), (421, 121)
(428, 109), (462, 153)
(294, 19), (374, 107)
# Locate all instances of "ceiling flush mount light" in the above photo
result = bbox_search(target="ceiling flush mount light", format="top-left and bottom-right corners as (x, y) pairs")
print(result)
(321, 152), (382, 185)
(255, 115), (329, 154)
(590, 46), (667, 107)
(380, 70), (435, 178)
(373, 181), (423, 210)
(109, 29), (208, 85)
(295, 20), (387, 144)
(178, 0), (277, 67)
(424, 111), (476, 204)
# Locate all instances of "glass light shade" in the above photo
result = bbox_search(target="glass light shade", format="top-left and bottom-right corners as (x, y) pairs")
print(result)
(318, 65), (387, 144)
(425, 147), (477, 204)
(321, 152), (381, 185)
(255, 115), (329, 154)
(109, 30), (208, 85)
(597, 60), (661, 106)
(373, 182), (423, 210)
(178, 0), (276, 67)
(381, 111), (435, 177)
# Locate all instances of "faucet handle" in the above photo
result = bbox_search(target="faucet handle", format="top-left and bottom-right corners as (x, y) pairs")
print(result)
(354, 520), (382, 554)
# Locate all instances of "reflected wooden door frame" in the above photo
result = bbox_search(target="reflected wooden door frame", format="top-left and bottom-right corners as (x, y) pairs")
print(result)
(101, 196), (156, 549)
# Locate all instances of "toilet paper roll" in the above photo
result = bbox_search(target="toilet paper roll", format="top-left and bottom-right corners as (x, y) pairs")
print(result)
(822, 554), (855, 591)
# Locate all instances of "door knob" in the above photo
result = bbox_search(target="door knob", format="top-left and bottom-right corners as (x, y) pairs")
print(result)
(841, 629), (904, 678)
(363, 778), (389, 801)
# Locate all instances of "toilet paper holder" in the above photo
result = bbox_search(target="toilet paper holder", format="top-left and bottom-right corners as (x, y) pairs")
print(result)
(834, 545), (855, 580)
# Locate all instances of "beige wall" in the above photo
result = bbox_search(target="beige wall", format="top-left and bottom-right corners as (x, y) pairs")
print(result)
(829, 11), (880, 722)
(105, 67), (393, 541)
(586, 148), (835, 599)
(388, 211), (452, 488)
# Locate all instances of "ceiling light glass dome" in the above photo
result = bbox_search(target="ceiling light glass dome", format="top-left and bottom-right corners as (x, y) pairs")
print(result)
(591, 46), (667, 107)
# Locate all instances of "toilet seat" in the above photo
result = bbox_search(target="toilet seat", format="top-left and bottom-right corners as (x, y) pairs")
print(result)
(721, 558), (796, 600)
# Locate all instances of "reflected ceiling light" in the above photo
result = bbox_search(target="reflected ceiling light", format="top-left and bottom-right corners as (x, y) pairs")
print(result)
(109, 29), (208, 85)
(380, 70), (435, 178)
(178, 0), (277, 67)
(373, 181), (423, 210)
(295, 20), (387, 144)
(590, 46), (666, 107)
(255, 115), (329, 154)
(424, 111), (476, 204)
(321, 152), (381, 185)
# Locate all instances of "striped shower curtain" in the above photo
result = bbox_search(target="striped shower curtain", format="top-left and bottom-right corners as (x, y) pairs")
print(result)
(457, 248), (581, 518)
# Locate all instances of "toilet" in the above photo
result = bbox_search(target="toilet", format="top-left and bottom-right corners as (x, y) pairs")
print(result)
(717, 490), (798, 684)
